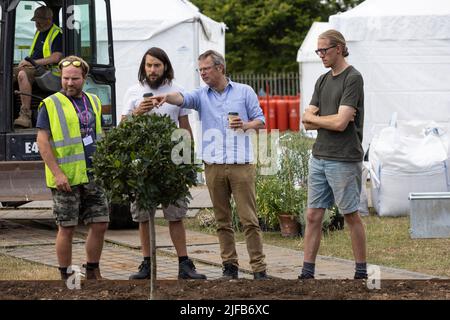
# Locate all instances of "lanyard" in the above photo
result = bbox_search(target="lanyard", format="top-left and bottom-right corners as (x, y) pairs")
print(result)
(70, 93), (89, 130)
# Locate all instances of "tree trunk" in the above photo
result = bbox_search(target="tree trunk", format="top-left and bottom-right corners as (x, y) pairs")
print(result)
(148, 211), (157, 300)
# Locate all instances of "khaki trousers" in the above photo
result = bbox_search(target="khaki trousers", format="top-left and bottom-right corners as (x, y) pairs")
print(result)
(205, 163), (266, 273)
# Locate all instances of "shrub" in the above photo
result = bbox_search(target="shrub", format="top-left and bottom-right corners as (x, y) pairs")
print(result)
(91, 114), (201, 211)
(256, 131), (313, 230)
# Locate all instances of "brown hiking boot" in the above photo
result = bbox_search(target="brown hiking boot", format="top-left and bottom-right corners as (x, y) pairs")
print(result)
(14, 106), (32, 128)
(83, 264), (103, 280)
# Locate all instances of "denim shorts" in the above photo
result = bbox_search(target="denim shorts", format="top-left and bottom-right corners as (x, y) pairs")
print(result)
(307, 156), (362, 214)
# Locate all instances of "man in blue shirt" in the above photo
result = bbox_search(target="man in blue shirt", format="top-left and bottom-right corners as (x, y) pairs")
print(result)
(14, 6), (63, 128)
(151, 50), (268, 280)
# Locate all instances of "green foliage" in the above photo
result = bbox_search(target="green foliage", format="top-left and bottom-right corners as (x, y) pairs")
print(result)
(256, 131), (314, 229)
(256, 175), (284, 230)
(92, 114), (202, 211)
(322, 205), (344, 233)
(191, 0), (364, 73)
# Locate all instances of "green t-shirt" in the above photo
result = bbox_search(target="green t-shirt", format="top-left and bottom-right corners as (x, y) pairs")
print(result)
(309, 65), (364, 162)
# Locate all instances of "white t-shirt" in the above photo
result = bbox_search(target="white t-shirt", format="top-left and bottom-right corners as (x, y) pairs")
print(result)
(121, 81), (190, 125)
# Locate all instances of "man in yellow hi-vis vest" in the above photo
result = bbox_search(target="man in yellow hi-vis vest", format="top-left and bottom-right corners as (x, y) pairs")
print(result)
(14, 6), (63, 128)
(36, 56), (109, 281)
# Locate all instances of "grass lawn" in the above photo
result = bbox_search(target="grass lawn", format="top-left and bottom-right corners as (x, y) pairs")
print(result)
(0, 253), (59, 280)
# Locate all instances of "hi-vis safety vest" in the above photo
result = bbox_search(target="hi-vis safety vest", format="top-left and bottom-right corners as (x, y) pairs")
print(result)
(29, 23), (62, 75)
(40, 92), (103, 188)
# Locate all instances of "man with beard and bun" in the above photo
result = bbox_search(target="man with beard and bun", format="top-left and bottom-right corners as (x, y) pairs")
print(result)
(36, 56), (109, 280)
(122, 47), (206, 280)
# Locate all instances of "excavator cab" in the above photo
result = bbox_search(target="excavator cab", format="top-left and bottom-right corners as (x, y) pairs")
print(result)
(0, 0), (131, 227)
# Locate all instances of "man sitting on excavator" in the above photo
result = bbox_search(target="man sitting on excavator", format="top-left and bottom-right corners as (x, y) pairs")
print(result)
(13, 5), (62, 128)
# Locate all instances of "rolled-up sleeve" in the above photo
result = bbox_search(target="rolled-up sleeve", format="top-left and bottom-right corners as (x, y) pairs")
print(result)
(180, 88), (203, 112)
(246, 87), (265, 124)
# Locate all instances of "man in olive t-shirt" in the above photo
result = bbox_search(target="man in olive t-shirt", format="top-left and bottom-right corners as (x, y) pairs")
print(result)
(300, 29), (368, 280)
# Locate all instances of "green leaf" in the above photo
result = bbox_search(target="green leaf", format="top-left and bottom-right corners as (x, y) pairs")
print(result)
(92, 114), (201, 210)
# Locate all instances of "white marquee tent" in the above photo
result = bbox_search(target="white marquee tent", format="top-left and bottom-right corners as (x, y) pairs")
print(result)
(110, 0), (226, 126)
(297, 0), (450, 151)
(296, 21), (329, 128)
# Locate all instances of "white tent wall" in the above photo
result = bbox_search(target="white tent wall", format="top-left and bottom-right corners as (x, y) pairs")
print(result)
(296, 22), (329, 120)
(343, 39), (450, 151)
(110, 0), (226, 140)
(328, 0), (450, 151)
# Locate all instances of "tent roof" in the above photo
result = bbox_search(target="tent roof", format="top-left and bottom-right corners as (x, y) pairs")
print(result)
(329, 0), (450, 40)
(296, 22), (330, 62)
(110, 0), (225, 41)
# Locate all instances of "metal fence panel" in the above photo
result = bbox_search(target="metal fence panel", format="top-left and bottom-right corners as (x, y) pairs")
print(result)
(230, 72), (300, 96)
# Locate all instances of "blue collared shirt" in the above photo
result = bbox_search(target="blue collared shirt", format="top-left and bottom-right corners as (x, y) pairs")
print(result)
(181, 80), (265, 164)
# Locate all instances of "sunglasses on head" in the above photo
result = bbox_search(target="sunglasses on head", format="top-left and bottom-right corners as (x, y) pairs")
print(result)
(59, 60), (82, 68)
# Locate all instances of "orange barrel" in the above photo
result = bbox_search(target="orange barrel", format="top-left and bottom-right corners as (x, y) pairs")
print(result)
(259, 98), (268, 128)
(277, 99), (289, 132)
(268, 99), (277, 131)
(288, 98), (300, 131)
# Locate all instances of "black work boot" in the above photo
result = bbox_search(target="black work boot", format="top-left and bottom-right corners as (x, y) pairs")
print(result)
(178, 259), (207, 280)
(83, 264), (103, 280)
(129, 260), (151, 280)
(253, 270), (269, 280)
(354, 272), (368, 280)
(221, 263), (239, 280)
(298, 274), (315, 280)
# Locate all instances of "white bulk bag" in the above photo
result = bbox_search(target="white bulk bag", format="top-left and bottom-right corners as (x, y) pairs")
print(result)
(369, 120), (449, 216)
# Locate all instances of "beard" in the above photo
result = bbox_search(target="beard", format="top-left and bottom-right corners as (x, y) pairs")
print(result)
(64, 87), (83, 98)
(146, 74), (165, 89)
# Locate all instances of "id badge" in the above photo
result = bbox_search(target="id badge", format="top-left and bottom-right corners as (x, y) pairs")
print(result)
(83, 135), (94, 146)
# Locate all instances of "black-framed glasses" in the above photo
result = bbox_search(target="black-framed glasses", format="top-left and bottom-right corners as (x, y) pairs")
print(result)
(315, 45), (337, 56)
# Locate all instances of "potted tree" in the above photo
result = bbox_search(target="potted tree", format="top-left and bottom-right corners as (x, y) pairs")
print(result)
(91, 114), (200, 298)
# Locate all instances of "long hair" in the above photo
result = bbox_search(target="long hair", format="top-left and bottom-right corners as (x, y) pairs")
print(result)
(138, 47), (174, 85)
(319, 30), (349, 57)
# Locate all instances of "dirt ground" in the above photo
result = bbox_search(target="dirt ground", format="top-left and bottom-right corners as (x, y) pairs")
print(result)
(0, 279), (448, 300)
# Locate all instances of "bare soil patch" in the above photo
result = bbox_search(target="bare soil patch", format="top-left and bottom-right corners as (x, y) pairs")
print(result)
(0, 279), (448, 300)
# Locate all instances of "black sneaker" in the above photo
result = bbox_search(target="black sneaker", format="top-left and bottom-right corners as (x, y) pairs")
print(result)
(298, 274), (315, 280)
(221, 263), (239, 280)
(129, 260), (150, 280)
(354, 272), (368, 280)
(178, 259), (207, 280)
(253, 270), (269, 280)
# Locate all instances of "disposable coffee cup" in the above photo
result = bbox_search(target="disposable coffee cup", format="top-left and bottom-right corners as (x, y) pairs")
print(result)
(228, 112), (239, 127)
(143, 92), (154, 100)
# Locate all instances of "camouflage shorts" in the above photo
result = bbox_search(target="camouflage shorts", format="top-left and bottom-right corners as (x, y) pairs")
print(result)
(131, 198), (188, 222)
(51, 180), (110, 227)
